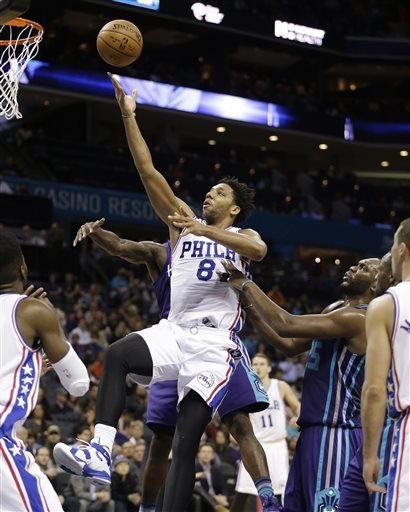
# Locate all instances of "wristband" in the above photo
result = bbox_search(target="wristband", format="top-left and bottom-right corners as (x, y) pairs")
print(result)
(242, 303), (253, 310)
(239, 279), (252, 292)
(122, 112), (135, 119)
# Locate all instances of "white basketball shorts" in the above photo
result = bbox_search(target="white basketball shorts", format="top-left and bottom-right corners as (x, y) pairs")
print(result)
(133, 318), (241, 412)
(236, 438), (289, 495)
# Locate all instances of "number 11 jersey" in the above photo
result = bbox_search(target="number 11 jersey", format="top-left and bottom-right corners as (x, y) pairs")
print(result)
(168, 222), (248, 332)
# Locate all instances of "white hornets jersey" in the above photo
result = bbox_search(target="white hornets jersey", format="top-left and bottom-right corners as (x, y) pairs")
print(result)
(0, 294), (42, 442)
(386, 281), (410, 416)
(168, 222), (249, 331)
(250, 379), (287, 443)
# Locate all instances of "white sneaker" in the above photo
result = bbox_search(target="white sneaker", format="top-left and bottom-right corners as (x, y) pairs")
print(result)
(53, 441), (111, 487)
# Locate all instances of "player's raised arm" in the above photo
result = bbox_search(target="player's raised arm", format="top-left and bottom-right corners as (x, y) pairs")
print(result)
(18, 298), (90, 397)
(362, 295), (393, 494)
(108, 73), (194, 225)
(244, 299), (345, 356)
(73, 219), (157, 264)
(245, 304), (312, 356)
(222, 260), (366, 342)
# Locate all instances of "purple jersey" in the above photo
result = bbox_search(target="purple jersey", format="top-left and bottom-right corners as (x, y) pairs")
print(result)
(152, 241), (171, 319)
(297, 305), (367, 429)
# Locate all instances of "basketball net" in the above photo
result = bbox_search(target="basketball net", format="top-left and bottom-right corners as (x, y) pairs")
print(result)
(0, 18), (43, 120)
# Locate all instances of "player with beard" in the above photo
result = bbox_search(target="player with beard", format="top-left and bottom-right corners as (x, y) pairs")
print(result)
(338, 253), (396, 512)
(220, 257), (388, 512)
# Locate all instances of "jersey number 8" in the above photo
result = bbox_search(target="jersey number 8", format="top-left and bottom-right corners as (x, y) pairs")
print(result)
(196, 259), (216, 281)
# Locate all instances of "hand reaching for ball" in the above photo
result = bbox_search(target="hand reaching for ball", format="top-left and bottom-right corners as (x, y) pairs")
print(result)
(108, 72), (137, 118)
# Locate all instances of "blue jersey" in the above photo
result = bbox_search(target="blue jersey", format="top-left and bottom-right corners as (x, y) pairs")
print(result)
(152, 241), (171, 319)
(297, 305), (367, 429)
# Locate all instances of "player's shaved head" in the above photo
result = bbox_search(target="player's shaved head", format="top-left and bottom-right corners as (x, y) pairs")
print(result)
(340, 258), (380, 297)
(374, 253), (393, 297)
(0, 228), (24, 285)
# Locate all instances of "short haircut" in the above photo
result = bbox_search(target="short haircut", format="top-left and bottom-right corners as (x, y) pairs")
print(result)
(0, 228), (23, 285)
(218, 176), (255, 224)
(198, 442), (215, 452)
(252, 352), (270, 364)
(398, 218), (410, 249)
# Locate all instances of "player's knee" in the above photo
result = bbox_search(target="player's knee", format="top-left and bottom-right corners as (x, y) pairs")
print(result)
(228, 412), (254, 441)
(107, 332), (146, 363)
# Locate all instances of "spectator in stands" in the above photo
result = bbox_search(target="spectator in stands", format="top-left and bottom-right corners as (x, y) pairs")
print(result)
(35, 446), (58, 484)
(111, 455), (140, 512)
(120, 441), (136, 461)
(46, 221), (65, 248)
(125, 385), (147, 420)
(50, 388), (82, 438)
(126, 420), (144, 446)
(35, 446), (81, 512)
(0, 173), (13, 193)
(71, 425), (93, 447)
(43, 424), (63, 463)
(32, 228), (48, 246)
(69, 475), (115, 512)
(69, 318), (92, 346)
(27, 429), (42, 455)
(20, 224), (35, 245)
(214, 429), (240, 467)
(130, 440), (146, 486)
(194, 442), (229, 512)
(25, 402), (49, 438)
(110, 268), (129, 303)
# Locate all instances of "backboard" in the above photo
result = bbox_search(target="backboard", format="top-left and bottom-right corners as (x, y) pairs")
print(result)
(0, 0), (29, 24)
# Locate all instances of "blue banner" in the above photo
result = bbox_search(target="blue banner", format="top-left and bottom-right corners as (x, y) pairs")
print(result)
(5, 176), (162, 226)
(4, 177), (393, 254)
(21, 60), (293, 129)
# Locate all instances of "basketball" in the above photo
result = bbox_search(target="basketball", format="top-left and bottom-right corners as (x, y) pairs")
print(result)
(96, 19), (143, 67)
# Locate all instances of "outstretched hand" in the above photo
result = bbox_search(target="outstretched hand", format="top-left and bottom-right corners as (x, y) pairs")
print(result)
(107, 72), (137, 117)
(24, 284), (47, 299)
(218, 260), (248, 290)
(73, 218), (105, 247)
(168, 207), (206, 237)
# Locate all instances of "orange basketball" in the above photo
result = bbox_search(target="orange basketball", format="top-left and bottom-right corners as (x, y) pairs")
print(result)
(96, 19), (143, 67)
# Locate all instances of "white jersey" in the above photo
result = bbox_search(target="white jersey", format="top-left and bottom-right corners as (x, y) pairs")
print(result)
(250, 379), (287, 443)
(386, 281), (410, 416)
(168, 222), (249, 331)
(0, 294), (42, 444)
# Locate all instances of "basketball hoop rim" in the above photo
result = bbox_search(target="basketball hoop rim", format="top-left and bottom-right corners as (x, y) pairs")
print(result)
(0, 17), (44, 46)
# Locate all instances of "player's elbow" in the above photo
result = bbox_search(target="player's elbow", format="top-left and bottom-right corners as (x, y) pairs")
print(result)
(362, 383), (385, 401)
(251, 243), (267, 262)
(69, 378), (90, 397)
